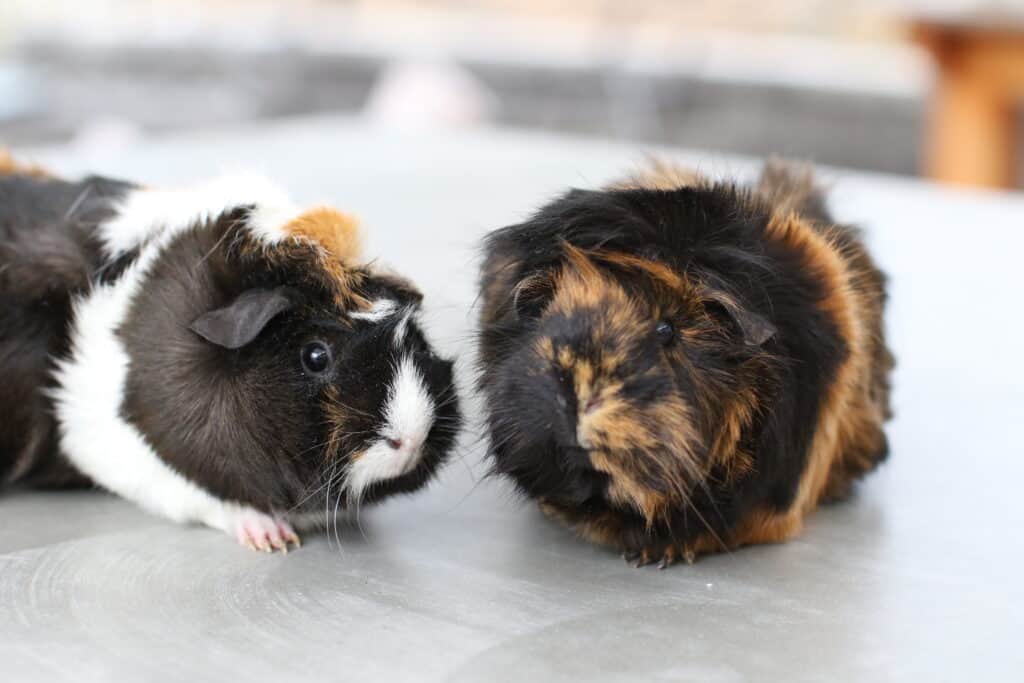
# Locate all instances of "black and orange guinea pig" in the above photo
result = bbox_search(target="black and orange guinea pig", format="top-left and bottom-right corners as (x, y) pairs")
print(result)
(0, 152), (460, 552)
(477, 160), (893, 567)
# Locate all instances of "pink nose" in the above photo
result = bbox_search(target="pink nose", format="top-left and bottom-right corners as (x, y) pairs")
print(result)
(386, 437), (404, 450)
(584, 397), (603, 415)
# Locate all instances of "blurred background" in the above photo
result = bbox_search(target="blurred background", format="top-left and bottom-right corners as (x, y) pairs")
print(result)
(1, 0), (1023, 189)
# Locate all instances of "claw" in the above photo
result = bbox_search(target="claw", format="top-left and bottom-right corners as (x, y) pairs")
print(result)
(233, 510), (300, 554)
(282, 527), (301, 548)
(633, 548), (658, 568)
(658, 546), (678, 570)
(682, 547), (696, 565)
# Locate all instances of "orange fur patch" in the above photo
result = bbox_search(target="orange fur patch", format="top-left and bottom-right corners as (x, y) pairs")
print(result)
(282, 207), (362, 265)
(0, 149), (49, 177)
(708, 386), (759, 484)
(589, 249), (688, 292)
(543, 254), (703, 526)
(251, 207), (369, 312)
(609, 158), (703, 191)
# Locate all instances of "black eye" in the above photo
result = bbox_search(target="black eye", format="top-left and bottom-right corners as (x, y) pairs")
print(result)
(655, 320), (675, 346)
(300, 341), (332, 375)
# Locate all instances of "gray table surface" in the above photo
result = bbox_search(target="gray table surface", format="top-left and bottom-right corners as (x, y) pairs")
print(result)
(2, 117), (1022, 682)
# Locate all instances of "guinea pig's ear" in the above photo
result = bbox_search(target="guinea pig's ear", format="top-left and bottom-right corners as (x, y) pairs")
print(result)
(513, 272), (556, 320)
(189, 287), (294, 349)
(371, 272), (424, 307)
(703, 291), (777, 347)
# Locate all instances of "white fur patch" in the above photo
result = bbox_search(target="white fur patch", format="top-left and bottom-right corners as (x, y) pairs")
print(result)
(392, 310), (413, 348)
(385, 355), (436, 449)
(98, 173), (299, 258)
(345, 355), (435, 503)
(350, 298), (398, 322)
(51, 259), (238, 530)
(52, 174), (307, 536)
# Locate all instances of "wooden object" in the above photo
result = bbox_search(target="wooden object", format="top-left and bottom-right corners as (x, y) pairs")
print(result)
(912, 14), (1024, 188)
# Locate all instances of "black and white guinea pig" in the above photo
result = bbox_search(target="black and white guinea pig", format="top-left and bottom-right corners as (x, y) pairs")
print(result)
(477, 160), (893, 567)
(0, 153), (460, 552)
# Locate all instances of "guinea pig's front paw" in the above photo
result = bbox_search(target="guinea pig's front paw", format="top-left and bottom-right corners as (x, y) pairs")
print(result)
(623, 541), (697, 570)
(231, 509), (301, 553)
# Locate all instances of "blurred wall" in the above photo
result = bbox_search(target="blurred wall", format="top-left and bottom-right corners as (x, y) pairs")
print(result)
(1, 0), (1020, 185)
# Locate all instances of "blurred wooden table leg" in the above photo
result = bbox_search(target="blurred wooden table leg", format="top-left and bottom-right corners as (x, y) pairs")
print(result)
(913, 17), (1024, 189)
(926, 57), (1016, 187)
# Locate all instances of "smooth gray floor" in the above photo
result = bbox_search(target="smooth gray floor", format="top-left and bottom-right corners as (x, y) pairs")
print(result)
(2, 117), (1022, 681)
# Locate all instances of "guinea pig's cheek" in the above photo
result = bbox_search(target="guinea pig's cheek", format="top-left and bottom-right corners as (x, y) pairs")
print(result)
(647, 396), (701, 475)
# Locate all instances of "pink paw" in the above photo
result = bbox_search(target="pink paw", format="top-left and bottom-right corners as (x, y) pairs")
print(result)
(233, 511), (301, 553)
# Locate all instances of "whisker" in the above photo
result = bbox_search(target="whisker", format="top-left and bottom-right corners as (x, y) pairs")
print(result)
(681, 493), (729, 554)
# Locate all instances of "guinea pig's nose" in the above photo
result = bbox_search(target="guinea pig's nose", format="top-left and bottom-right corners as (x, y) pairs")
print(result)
(386, 434), (427, 454)
(583, 396), (603, 415)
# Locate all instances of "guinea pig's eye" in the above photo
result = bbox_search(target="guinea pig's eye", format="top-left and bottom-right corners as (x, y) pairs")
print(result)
(655, 320), (675, 347)
(300, 341), (332, 375)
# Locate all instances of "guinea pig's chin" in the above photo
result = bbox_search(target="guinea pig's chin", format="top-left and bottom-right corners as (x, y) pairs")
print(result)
(495, 442), (610, 507)
(342, 438), (426, 503)
(552, 459), (610, 506)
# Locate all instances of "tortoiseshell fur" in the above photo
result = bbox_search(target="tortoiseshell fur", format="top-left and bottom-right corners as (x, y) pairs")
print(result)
(477, 161), (893, 567)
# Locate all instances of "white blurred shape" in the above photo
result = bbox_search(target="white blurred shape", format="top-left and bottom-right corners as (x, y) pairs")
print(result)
(363, 60), (495, 130)
(70, 117), (144, 158)
(0, 63), (43, 120)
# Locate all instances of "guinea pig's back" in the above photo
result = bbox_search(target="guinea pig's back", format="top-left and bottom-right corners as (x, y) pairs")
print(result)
(0, 169), (134, 488)
(755, 161), (894, 503)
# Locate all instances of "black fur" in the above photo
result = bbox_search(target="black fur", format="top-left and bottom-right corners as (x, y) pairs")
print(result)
(1, 174), (461, 521)
(0, 173), (135, 487)
(116, 212), (460, 512)
(478, 178), (858, 552)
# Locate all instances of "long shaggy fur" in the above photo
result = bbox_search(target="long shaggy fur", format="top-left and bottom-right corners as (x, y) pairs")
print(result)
(477, 160), (892, 566)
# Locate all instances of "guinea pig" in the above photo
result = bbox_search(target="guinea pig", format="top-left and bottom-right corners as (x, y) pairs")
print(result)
(0, 155), (461, 552)
(477, 160), (892, 567)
